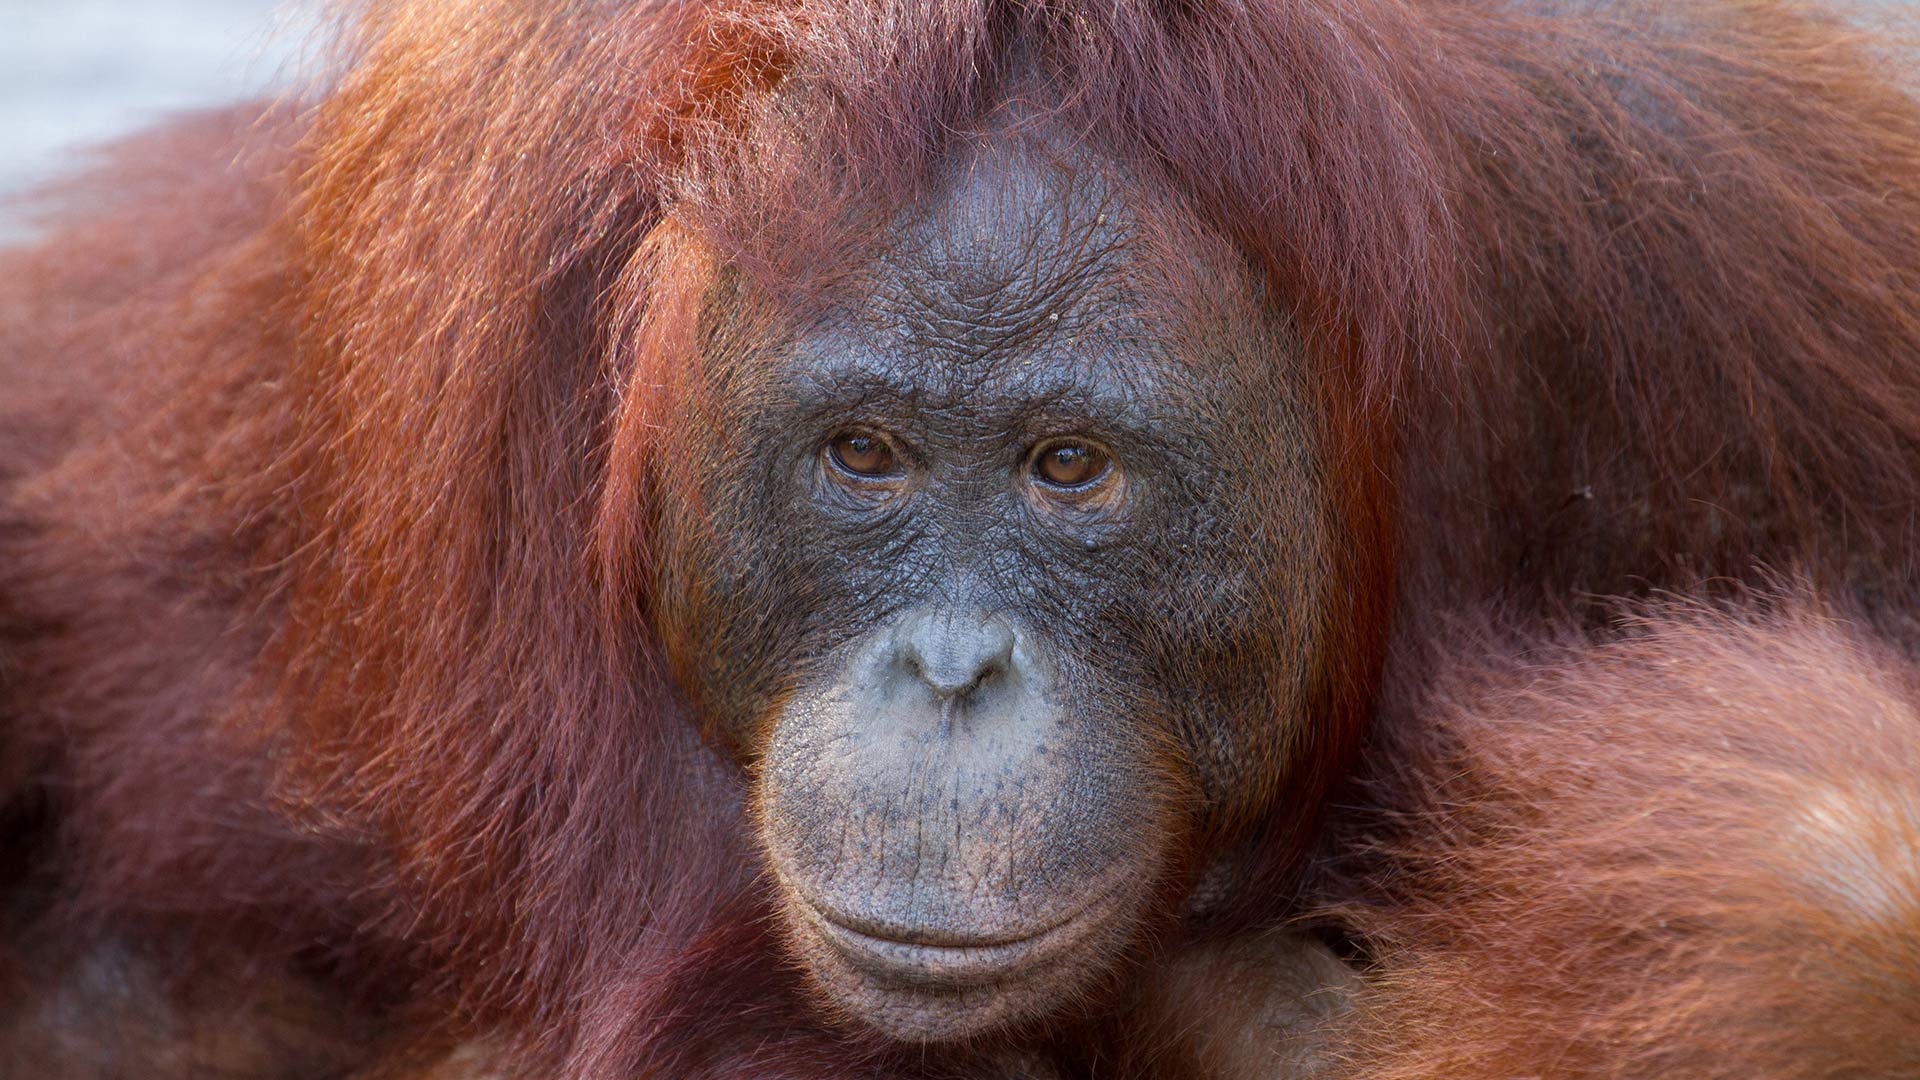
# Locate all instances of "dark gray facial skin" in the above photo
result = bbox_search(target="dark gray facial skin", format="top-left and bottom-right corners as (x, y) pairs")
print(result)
(653, 131), (1331, 1042)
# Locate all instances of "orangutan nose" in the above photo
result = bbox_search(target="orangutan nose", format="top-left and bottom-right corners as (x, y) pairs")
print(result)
(892, 608), (1019, 701)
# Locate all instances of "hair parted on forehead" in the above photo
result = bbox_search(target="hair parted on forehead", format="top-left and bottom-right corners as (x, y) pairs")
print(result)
(307, 0), (1474, 391)
(640, 0), (1467, 387)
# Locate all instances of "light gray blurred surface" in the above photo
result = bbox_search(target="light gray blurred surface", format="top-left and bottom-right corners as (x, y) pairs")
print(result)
(1, 1), (310, 204)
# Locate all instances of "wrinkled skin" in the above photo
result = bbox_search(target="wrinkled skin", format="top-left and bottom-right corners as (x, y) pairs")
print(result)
(651, 130), (1337, 1041)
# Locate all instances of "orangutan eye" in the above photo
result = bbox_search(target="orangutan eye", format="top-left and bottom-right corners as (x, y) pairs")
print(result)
(1031, 440), (1111, 490)
(827, 432), (898, 478)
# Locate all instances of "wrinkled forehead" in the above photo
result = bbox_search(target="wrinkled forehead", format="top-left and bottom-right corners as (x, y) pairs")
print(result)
(799, 132), (1222, 405)
(880, 134), (1134, 331)
(688, 111), (1293, 419)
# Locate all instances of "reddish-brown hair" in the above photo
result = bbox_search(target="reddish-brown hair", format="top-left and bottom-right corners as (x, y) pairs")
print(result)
(3, 1), (1918, 1075)
(1324, 600), (1920, 1079)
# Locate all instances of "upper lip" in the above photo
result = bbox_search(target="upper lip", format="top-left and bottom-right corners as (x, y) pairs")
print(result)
(795, 887), (1116, 989)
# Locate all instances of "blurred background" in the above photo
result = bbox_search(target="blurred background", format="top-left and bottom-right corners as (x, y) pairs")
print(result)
(1, 0), (311, 226)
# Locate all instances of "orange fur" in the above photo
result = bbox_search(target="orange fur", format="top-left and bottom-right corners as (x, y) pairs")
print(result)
(1323, 603), (1920, 1078)
(2, 1), (1918, 1075)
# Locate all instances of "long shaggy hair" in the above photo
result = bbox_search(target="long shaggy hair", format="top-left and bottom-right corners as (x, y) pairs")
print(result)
(2, 1), (1918, 1076)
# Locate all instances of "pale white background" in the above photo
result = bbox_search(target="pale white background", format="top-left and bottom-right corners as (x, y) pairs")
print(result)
(0, 0), (308, 212)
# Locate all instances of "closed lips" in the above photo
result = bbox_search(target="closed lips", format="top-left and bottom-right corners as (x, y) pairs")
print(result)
(798, 888), (1119, 989)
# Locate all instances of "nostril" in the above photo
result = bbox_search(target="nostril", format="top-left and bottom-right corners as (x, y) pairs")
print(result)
(947, 655), (1005, 699)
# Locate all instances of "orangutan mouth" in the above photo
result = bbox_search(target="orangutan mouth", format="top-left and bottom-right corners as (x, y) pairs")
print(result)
(798, 893), (1115, 990)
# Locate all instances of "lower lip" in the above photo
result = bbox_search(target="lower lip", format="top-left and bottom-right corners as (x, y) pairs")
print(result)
(800, 901), (1102, 989)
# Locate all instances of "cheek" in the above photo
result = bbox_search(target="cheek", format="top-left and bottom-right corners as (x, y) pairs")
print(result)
(651, 463), (878, 746)
(1129, 473), (1334, 830)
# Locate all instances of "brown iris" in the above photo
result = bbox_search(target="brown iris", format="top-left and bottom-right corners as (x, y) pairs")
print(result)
(827, 432), (896, 477)
(1032, 440), (1110, 489)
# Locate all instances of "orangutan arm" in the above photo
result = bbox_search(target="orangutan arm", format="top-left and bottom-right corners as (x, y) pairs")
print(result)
(1318, 603), (1920, 1080)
